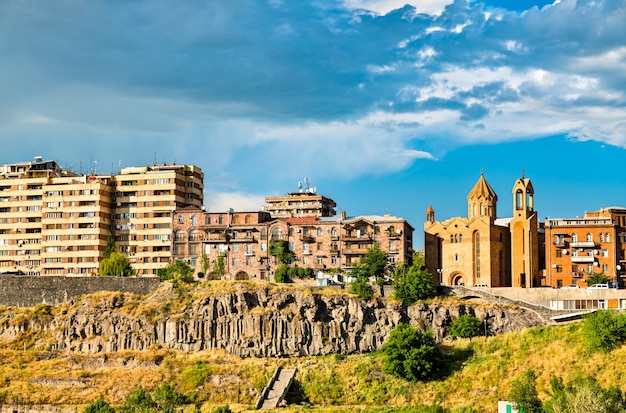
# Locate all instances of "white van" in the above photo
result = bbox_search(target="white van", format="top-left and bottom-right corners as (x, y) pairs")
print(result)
(588, 283), (609, 289)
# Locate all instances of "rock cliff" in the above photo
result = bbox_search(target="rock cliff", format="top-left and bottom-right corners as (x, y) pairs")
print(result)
(2, 283), (543, 358)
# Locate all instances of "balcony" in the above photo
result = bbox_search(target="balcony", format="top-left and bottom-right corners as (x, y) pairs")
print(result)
(343, 248), (370, 255)
(299, 235), (315, 243)
(553, 241), (569, 248)
(571, 255), (594, 263)
(570, 241), (596, 248)
(343, 234), (373, 242)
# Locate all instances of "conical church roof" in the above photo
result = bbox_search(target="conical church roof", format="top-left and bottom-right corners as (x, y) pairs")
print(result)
(467, 173), (497, 201)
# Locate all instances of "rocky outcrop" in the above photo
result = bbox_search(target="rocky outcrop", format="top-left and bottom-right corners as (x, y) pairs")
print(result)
(3, 284), (543, 358)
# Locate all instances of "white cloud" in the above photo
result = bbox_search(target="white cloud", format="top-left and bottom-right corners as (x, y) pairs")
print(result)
(204, 191), (266, 213)
(342, 0), (454, 16)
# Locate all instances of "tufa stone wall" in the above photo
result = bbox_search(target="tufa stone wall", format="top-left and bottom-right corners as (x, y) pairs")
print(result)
(0, 283), (544, 358)
(0, 276), (160, 307)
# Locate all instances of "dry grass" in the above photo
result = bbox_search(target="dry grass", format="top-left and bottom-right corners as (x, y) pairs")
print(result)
(2, 283), (626, 413)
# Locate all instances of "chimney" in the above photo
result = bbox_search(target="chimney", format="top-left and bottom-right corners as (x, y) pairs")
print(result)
(340, 210), (347, 220)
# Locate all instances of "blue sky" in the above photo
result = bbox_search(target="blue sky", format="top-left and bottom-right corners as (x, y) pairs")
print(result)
(1, 0), (625, 248)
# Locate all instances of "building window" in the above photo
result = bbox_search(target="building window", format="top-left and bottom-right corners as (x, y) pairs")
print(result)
(602, 264), (608, 273)
(556, 250), (562, 258)
(602, 249), (608, 258)
(232, 258), (238, 266)
(261, 243), (266, 252)
(556, 265), (562, 273)
(232, 244), (238, 252)
(178, 215), (183, 224)
(331, 256), (337, 265)
(459, 234), (463, 243)
(331, 227), (337, 237)
(572, 233), (578, 243)
(606, 233), (611, 242)
(246, 257), (252, 266)
(191, 215), (197, 226)
(600, 233), (605, 242)
(245, 215), (252, 224)
(317, 227), (322, 236)
(260, 228), (267, 240)
(586, 233), (593, 242)
(317, 256), (323, 265)
(218, 215), (224, 225)
(474, 232), (480, 278)
(303, 257), (309, 265)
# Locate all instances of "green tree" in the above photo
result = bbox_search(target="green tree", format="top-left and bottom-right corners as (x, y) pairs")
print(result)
(153, 382), (190, 413)
(508, 368), (542, 413)
(269, 240), (294, 265)
(544, 376), (626, 413)
(382, 323), (442, 382)
(157, 260), (195, 284)
(358, 243), (389, 284)
(84, 399), (115, 413)
(99, 251), (135, 276)
(581, 310), (626, 353)
(212, 253), (226, 280)
(587, 271), (611, 286)
(392, 257), (437, 305)
(103, 234), (116, 259)
(200, 250), (209, 278)
(119, 386), (156, 413)
(274, 264), (289, 283)
(349, 269), (374, 300)
(448, 314), (482, 339)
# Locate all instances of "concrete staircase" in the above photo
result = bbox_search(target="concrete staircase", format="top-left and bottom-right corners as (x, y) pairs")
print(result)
(256, 367), (297, 410)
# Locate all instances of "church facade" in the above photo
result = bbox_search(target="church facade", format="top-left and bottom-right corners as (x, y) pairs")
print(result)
(424, 174), (543, 288)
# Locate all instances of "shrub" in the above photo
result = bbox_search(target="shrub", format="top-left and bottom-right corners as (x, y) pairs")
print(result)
(507, 369), (542, 413)
(448, 314), (481, 339)
(382, 323), (442, 382)
(211, 406), (232, 413)
(581, 310), (626, 353)
(274, 264), (289, 283)
(392, 262), (437, 305)
(84, 399), (115, 413)
(119, 386), (156, 413)
(350, 275), (373, 300)
(153, 382), (190, 413)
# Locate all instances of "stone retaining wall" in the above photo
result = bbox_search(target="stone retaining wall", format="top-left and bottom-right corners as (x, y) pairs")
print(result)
(0, 275), (160, 307)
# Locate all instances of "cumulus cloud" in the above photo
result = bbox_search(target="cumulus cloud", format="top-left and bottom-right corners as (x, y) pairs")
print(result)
(0, 0), (625, 193)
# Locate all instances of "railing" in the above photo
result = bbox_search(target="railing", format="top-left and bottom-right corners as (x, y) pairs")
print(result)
(571, 255), (594, 263)
(570, 241), (596, 248)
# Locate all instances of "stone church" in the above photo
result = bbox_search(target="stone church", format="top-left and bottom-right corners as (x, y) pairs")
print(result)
(424, 173), (543, 288)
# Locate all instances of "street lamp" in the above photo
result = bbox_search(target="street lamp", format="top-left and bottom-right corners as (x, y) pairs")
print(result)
(437, 268), (444, 286)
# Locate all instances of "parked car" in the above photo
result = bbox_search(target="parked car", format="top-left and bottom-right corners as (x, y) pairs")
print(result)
(588, 283), (610, 289)
(473, 284), (488, 288)
(561, 284), (579, 289)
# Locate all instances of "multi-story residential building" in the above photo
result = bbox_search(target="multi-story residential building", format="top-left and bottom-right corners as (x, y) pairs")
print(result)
(264, 179), (337, 218)
(0, 157), (203, 276)
(424, 173), (544, 288)
(545, 207), (626, 288)
(112, 164), (203, 275)
(172, 194), (414, 281)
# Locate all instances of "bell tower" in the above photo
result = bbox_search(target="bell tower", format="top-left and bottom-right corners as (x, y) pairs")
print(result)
(510, 172), (539, 288)
(466, 172), (497, 222)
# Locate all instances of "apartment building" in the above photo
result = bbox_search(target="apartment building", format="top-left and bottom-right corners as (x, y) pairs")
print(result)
(172, 201), (414, 281)
(544, 207), (626, 288)
(113, 165), (203, 275)
(264, 179), (337, 218)
(0, 157), (203, 276)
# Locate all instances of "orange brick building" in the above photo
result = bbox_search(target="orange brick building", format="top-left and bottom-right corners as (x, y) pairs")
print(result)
(544, 207), (626, 288)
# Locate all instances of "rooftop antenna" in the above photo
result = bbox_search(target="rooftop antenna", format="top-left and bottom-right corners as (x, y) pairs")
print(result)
(298, 181), (303, 193)
(522, 168), (525, 179)
(153, 152), (157, 166)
